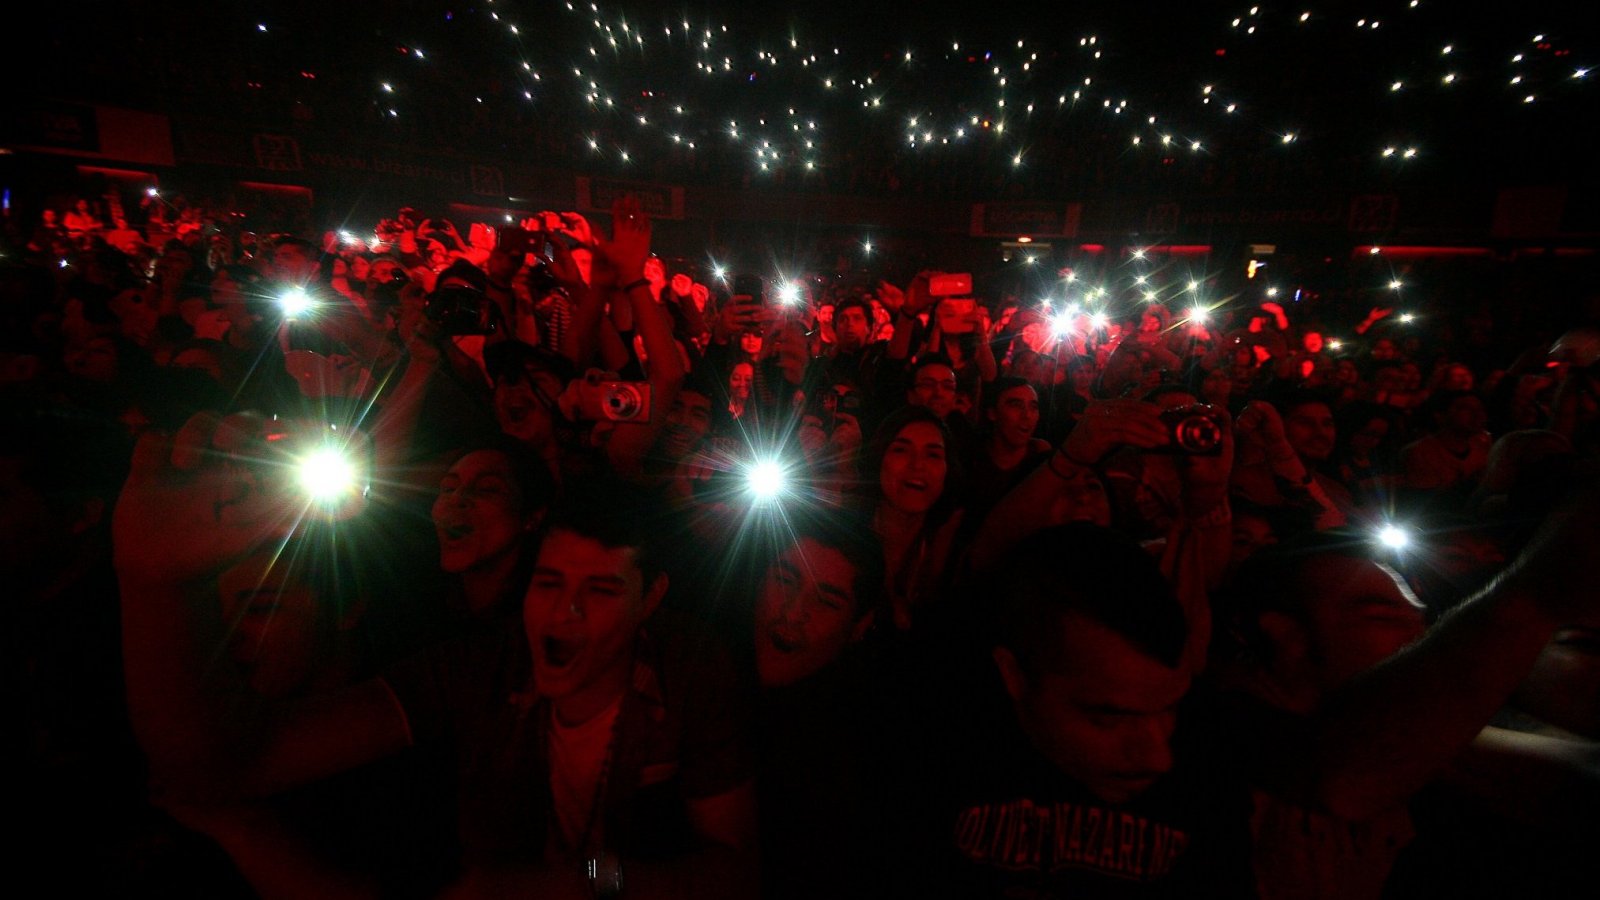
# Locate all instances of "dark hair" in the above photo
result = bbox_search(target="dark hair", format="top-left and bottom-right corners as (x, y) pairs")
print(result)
(994, 524), (1188, 670)
(983, 376), (1035, 414)
(862, 405), (964, 523)
(1272, 387), (1335, 415)
(435, 258), (489, 295)
(1420, 389), (1482, 427)
(449, 437), (558, 516)
(910, 352), (957, 378)
(834, 295), (872, 326)
(776, 508), (886, 621)
(484, 340), (577, 388)
(1214, 529), (1385, 666)
(538, 475), (668, 582)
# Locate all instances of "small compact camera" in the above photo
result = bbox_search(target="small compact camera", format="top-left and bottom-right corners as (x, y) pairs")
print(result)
(573, 373), (653, 423)
(1154, 404), (1225, 455)
(424, 286), (498, 336)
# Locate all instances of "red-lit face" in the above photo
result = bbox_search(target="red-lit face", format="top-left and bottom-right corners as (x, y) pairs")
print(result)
(217, 548), (326, 699)
(494, 367), (564, 448)
(999, 614), (1189, 804)
(1516, 629), (1600, 738)
(1441, 365), (1474, 391)
(1303, 331), (1324, 354)
(272, 243), (317, 284)
(989, 384), (1040, 449)
(1046, 465), (1112, 528)
(879, 421), (948, 515)
(1284, 402), (1336, 462)
(909, 364), (958, 418)
(1294, 556), (1427, 692)
(62, 335), (119, 382)
(432, 450), (530, 575)
(659, 390), (712, 460)
(524, 529), (660, 704)
(729, 363), (753, 400)
(835, 306), (871, 349)
(754, 538), (864, 688)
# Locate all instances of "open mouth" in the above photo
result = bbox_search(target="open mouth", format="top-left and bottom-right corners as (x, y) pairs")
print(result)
(1554, 628), (1600, 654)
(439, 522), (473, 541)
(902, 479), (928, 492)
(542, 635), (583, 669)
(503, 404), (530, 423)
(767, 627), (804, 654)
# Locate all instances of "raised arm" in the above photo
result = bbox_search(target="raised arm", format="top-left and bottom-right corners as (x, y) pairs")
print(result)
(116, 414), (411, 802)
(597, 197), (685, 479)
(1261, 485), (1600, 820)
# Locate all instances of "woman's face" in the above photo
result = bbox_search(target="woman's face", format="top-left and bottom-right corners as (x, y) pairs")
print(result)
(348, 256), (370, 282)
(431, 450), (530, 574)
(729, 363), (753, 399)
(739, 332), (763, 357)
(879, 421), (948, 515)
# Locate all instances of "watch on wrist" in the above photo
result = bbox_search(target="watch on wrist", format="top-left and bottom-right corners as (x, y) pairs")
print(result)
(587, 851), (624, 898)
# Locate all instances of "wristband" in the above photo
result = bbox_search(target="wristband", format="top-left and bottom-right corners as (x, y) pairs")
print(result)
(620, 278), (651, 294)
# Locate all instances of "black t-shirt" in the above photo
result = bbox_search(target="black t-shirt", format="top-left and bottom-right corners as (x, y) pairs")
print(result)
(889, 672), (1257, 899)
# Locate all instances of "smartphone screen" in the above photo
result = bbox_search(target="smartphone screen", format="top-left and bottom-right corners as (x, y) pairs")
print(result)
(496, 226), (531, 257)
(732, 274), (765, 306)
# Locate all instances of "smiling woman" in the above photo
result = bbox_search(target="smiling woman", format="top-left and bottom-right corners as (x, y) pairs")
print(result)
(862, 406), (966, 630)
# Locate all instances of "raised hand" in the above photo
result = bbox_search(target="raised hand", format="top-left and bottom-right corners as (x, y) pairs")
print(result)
(113, 412), (295, 589)
(600, 195), (652, 283)
(876, 280), (906, 314)
(1058, 399), (1170, 466)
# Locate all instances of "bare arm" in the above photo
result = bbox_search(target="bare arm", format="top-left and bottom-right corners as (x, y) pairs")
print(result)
(116, 417), (411, 803)
(1440, 726), (1600, 827)
(1260, 493), (1600, 820)
(598, 197), (684, 479)
(970, 400), (1170, 572)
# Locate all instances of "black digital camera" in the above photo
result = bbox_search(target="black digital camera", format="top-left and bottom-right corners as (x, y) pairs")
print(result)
(1154, 404), (1225, 456)
(424, 286), (498, 336)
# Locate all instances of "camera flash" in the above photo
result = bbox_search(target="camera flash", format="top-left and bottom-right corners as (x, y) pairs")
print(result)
(298, 448), (357, 503)
(279, 287), (313, 317)
(745, 460), (788, 501)
(1378, 524), (1410, 550)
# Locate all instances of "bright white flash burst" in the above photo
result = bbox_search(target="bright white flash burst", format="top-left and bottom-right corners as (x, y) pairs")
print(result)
(1378, 525), (1411, 550)
(746, 460), (787, 500)
(298, 449), (356, 502)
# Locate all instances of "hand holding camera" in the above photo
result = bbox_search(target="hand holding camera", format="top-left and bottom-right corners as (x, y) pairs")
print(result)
(114, 413), (371, 590)
(1058, 399), (1172, 466)
(561, 369), (653, 423)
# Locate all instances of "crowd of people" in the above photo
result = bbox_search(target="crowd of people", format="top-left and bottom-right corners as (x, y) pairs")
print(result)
(6, 185), (1600, 898)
